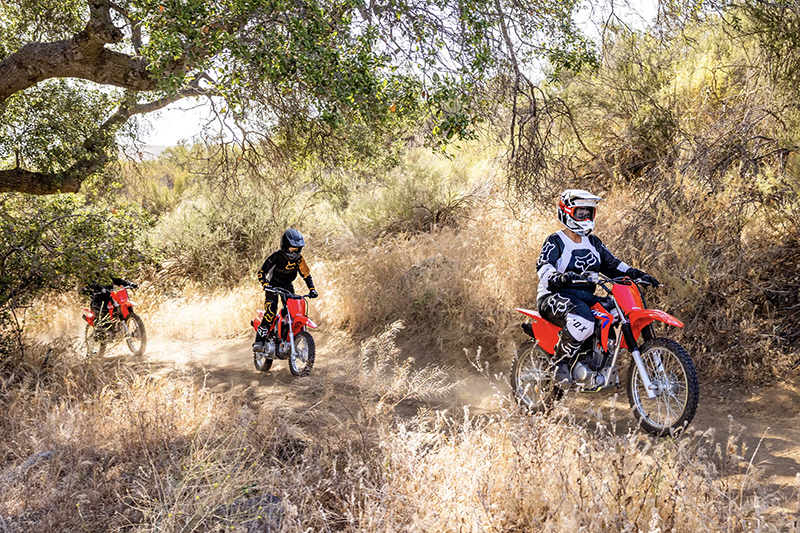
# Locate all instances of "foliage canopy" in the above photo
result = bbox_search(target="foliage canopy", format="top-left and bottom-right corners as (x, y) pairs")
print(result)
(0, 0), (597, 194)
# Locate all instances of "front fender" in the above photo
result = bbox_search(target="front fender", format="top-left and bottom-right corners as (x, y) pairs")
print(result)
(120, 301), (135, 319)
(628, 309), (683, 341)
(293, 315), (318, 331)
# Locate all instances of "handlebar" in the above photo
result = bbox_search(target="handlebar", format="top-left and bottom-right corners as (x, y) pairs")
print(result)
(574, 272), (660, 292)
(263, 286), (310, 299)
(92, 284), (137, 296)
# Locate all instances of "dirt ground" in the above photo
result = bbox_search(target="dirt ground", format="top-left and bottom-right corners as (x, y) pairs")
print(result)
(107, 328), (800, 504)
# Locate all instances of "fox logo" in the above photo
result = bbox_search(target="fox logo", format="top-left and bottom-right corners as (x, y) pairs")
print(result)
(538, 241), (557, 268)
(544, 295), (570, 317)
(573, 251), (599, 275)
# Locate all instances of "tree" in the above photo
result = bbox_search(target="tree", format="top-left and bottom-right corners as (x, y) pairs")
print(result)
(0, 0), (597, 195)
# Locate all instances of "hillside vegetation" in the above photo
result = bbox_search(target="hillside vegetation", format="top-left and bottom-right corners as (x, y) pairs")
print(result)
(2, 3), (800, 532)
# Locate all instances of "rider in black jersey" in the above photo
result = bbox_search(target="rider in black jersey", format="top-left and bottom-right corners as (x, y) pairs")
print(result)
(537, 190), (659, 385)
(252, 229), (318, 352)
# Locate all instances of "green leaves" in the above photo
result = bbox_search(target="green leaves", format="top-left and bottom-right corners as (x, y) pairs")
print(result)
(0, 191), (153, 312)
(0, 0), (598, 194)
(0, 80), (119, 175)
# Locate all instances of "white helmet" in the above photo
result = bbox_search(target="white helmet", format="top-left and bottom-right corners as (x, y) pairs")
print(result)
(558, 189), (603, 236)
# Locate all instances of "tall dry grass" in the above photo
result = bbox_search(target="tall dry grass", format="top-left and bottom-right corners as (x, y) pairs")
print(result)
(24, 281), (262, 348)
(312, 197), (548, 364)
(1, 326), (796, 532)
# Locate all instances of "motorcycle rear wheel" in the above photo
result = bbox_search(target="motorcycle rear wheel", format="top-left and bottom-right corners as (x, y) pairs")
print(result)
(84, 324), (107, 357)
(510, 339), (562, 413)
(123, 312), (147, 356)
(254, 348), (274, 372)
(289, 331), (315, 377)
(626, 338), (699, 436)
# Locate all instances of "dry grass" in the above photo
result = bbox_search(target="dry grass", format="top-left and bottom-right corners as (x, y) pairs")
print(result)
(25, 281), (263, 347)
(1, 328), (797, 532)
(313, 195), (548, 366)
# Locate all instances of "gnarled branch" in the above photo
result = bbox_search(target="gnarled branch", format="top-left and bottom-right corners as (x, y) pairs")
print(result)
(0, 86), (214, 195)
(0, 0), (168, 105)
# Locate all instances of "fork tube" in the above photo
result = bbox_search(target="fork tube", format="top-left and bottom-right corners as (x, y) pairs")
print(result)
(287, 308), (297, 357)
(622, 322), (657, 399)
(607, 324), (623, 369)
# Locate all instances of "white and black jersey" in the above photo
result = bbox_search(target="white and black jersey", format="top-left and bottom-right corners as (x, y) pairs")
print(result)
(536, 230), (632, 300)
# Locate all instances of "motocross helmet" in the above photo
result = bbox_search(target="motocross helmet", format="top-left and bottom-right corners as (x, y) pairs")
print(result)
(281, 228), (305, 260)
(557, 189), (603, 236)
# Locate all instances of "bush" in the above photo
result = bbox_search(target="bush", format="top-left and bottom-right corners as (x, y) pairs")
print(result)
(149, 178), (310, 286)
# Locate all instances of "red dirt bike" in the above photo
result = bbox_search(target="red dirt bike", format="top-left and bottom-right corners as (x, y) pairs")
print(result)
(251, 286), (318, 376)
(510, 273), (699, 436)
(82, 285), (146, 357)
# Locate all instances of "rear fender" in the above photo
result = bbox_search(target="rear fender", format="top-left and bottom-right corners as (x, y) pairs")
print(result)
(627, 309), (683, 344)
(82, 308), (95, 326)
(252, 310), (265, 331)
(516, 308), (560, 354)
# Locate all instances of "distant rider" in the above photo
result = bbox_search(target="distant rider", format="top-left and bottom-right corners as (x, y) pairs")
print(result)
(537, 189), (659, 385)
(253, 229), (318, 352)
(82, 275), (138, 327)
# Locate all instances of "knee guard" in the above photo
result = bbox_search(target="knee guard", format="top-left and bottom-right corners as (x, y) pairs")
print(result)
(565, 312), (594, 342)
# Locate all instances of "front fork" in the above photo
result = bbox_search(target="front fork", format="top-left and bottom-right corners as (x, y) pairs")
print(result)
(286, 311), (297, 358)
(621, 322), (658, 399)
(115, 303), (134, 337)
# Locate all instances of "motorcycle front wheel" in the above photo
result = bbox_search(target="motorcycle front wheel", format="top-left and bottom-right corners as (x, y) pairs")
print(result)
(510, 339), (562, 413)
(84, 323), (107, 357)
(626, 338), (699, 436)
(123, 312), (147, 356)
(289, 331), (315, 377)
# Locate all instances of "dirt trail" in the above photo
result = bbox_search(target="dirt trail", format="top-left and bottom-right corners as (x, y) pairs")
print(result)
(112, 331), (800, 498)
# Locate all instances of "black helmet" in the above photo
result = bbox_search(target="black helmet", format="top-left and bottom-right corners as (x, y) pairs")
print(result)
(281, 229), (305, 260)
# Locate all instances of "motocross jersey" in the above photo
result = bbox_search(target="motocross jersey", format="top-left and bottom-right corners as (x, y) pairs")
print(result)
(257, 250), (315, 291)
(536, 230), (632, 300)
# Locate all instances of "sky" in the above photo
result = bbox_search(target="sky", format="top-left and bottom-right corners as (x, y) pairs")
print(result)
(141, 0), (658, 147)
(140, 97), (224, 146)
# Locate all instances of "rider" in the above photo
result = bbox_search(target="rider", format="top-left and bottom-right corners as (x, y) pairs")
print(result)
(253, 228), (318, 352)
(82, 274), (138, 328)
(537, 189), (659, 385)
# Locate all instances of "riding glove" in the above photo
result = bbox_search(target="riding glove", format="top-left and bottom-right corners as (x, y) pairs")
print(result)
(548, 271), (582, 290)
(627, 268), (660, 287)
(309, 289), (318, 298)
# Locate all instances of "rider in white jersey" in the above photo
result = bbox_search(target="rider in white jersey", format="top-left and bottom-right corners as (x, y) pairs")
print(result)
(537, 189), (659, 385)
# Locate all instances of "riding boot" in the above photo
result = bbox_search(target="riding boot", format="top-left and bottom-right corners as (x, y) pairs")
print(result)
(253, 320), (271, 352)
(552, 329), (583, 386)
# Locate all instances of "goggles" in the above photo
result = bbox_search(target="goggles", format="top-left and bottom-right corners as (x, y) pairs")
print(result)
(559, 201), (596, 221)
(572, 206), (595, 221)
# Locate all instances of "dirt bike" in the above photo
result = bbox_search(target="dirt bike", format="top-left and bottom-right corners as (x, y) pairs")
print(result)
(82, 285), (146, 357)
(251, 286), (318, 376)
(510, 272), (699, 436)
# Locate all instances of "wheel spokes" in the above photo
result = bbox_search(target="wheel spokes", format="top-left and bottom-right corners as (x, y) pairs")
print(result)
(516, 349), (554, 408)
(635, 348), (689, 429)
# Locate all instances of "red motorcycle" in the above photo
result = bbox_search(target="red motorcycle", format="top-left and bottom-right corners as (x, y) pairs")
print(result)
(251, 286), (318, 376)
(510, 273), (699, 436)
(82, 286), (146, 357)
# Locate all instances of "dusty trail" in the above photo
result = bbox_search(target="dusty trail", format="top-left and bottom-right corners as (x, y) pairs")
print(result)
(110, 330), (800, 498)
